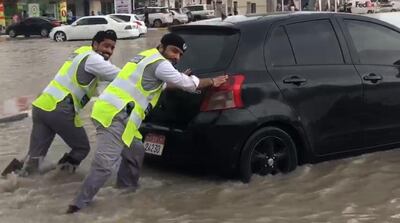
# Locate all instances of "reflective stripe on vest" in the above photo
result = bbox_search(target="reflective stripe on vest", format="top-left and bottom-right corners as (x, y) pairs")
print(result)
(110, 77), (148, 110)
(98, 91), (125, 110)
(42, 84), (65, 101)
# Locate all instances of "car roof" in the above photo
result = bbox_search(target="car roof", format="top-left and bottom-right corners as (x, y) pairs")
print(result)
(137, 6), (168, 9)
(78, 15), (110, 19)
(24, 17), (54, 21)
(109, 13), (139, 17)
(171, 12), (385, 30)
(184, 4), (207, 6)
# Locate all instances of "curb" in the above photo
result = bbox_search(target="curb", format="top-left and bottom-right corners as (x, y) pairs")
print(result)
(0, 112), (29, 123)
(0, 96), (34, 123)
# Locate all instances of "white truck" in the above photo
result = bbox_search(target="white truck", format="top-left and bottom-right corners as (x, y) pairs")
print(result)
(345, 0), (376, 13)
(183, 4), (215, 21)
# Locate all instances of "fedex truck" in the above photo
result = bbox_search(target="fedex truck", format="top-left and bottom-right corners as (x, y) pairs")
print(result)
(345, 0), (376, 13)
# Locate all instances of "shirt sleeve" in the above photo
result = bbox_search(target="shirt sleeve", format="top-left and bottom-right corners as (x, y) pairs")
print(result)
(84, 53), (121, 82)
(154, 60), (200, 93)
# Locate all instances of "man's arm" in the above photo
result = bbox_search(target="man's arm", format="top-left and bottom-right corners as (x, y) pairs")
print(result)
(85, 53), (120, 81)
(197, 75), (228, 89)
(155, 61), (228, 92)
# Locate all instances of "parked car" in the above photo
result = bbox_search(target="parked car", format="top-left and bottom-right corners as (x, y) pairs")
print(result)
(170, 9), (189, 25)
(6, 17), (61, 38)
(140, 12), (400, 182)
(344, 0), (376, 14)
(183, 4), (215, 21)
(49, 15), (140, 42)
(376, 1), (397, 12)
(172, 7), (194, 22)
(109, 13), (147, 35)
(134, 7), (173, 27)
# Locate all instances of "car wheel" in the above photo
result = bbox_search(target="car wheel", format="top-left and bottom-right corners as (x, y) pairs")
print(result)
(239, 126), (298, 183)
(40, 28), (49, 37)
(391, 9), (397, 12)
(153, 19), (162, 28)
(54, 31), (66, 42)
(24, 34), (30, 38)
(173, 19), (180, 25)
(8, 29), (16, 38)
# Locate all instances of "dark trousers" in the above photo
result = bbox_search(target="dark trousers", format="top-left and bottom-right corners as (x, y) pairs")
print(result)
(27, 96), (90, 164)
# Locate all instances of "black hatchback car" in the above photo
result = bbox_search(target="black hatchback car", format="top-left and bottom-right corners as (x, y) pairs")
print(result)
(6, 17), (61, 38)
(140, 12), (400, 182)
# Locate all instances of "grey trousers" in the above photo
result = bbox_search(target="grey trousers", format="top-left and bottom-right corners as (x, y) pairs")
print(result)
(73, 111), (145, 209)
(27, 96), (90, 164)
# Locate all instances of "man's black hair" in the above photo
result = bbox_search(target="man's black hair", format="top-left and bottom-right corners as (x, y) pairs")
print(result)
(91, 30), (117, 46)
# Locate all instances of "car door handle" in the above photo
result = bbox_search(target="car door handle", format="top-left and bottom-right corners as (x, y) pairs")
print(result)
(283, 76), (307, 85)
(363, 73), (382, 82)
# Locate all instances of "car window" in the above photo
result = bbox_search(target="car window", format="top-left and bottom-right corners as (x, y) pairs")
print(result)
(160, 8), (169, 13)
(113, 15), (130, 22)
(286, 19), (344, 65)
(266, 26), (295, 66)
(109, 16), (125, 23)
(76, 18), (90, 25)
(174, 30), (240, 73)
(136, 9), (144, 14)
(149, 8), (169, 13)
(29, 18), (43, 24)
(135, 9), (144, 14)
(23, 18), (34, 25)
(186, 6), (203, 11)
(134, 15), (140, 20)
(344, 19), (400, 65)
(87, 18), (108, 25)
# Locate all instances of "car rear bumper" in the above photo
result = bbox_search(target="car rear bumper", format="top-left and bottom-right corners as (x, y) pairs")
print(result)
(49, 30), (56, 39)
(139, 26), (147, 34)
(140, 109), (257, 175)
(118, 29), (140, 38)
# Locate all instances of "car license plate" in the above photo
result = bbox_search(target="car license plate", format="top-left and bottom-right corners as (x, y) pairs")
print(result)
(144, 133), (165, 156)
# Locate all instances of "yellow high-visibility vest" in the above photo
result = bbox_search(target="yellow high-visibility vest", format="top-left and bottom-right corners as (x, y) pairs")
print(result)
(91, 48), (165, 146)
(32, 46), (98, 127)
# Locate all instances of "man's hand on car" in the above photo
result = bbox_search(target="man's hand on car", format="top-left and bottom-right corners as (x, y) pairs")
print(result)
(183, 68), (192, 76)
(211, 75), (229, 87)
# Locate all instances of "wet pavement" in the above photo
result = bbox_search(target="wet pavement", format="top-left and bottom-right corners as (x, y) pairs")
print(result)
(2, 31), (400, 223)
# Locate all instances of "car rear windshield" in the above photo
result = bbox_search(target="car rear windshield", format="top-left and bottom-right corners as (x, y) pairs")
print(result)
(174, 30), (240, 74)
(186, 6), (204, 11)
(150, 8), (169, 13)
(112, 15), (130, 22)
(109, 15), (125, 23)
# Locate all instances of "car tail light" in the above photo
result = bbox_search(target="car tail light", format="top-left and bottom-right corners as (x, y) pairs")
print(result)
(124, 25), (132, 30)
(200, 74), (245, 112)
(51, 21), (61, 27)
(134, 21), (142, 26)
